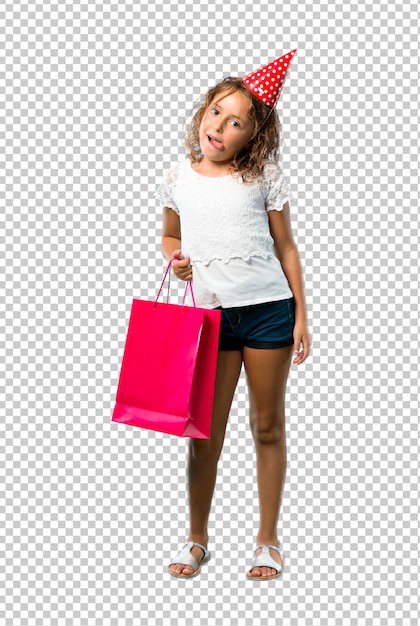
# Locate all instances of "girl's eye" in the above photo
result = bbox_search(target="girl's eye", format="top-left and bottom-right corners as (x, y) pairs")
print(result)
(231, 120), (240, 127)
(211, 108), (219, 115)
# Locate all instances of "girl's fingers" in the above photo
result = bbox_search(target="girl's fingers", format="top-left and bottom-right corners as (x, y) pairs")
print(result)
(292, 334), (311, 364)
(292, 348), (302, 364)
(171, 255), (192, 281)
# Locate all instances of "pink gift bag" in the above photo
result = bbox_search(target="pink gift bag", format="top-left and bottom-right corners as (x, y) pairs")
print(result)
(112, 260), (221, 438)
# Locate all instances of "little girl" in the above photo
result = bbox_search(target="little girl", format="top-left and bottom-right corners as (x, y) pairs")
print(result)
(157, 50), (310, 580)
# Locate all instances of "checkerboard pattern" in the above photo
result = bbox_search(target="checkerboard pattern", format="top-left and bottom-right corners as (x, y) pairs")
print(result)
(1, 1), (419, 624)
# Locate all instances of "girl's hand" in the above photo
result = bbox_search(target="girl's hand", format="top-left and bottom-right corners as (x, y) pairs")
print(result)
(171, 250), (192, 282)
(292, 320), (311, 364)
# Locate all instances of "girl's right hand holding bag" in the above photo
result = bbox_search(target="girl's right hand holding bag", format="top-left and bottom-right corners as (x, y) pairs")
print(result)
(171, 249), (192, 282)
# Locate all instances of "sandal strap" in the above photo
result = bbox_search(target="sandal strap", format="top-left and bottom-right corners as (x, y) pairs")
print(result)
(254, 544), (283, 556)
(191, 542), (209, 558)
(168, 541), (209, 570)
(251, 545), (284, 573)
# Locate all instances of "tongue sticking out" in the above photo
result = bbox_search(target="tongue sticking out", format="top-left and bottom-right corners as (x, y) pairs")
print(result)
(208, 135), (224, 150)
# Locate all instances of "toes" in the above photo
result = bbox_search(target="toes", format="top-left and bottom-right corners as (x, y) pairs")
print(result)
(261, 567), (274, 577)
(169, 564), (193, 576)
(251, 566), (276, 577)
(268, 567), (278, 577)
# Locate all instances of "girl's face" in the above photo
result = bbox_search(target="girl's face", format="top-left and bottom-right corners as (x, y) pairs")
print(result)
(198, 89), (255, 171)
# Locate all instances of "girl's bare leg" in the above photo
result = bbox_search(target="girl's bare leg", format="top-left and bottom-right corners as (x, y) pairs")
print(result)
(169, 350), (243, 576)
(243, 345), (293, 578)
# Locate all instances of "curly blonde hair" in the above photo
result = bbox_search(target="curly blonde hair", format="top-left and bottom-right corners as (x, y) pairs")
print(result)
(185, 77), (281, 183)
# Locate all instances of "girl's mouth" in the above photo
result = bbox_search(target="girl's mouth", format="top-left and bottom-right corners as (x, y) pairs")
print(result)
(207, 134), (224, 150)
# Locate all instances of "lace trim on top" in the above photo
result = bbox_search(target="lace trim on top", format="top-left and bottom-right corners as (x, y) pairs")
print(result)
(155, 161), (182, 214)
(156, 160), (291, 265)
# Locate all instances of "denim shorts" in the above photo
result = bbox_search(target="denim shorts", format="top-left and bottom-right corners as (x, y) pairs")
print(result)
(217, 298), (295, 351)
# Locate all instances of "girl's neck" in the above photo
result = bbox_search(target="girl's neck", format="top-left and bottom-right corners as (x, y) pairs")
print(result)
(192, 158), (233, 178)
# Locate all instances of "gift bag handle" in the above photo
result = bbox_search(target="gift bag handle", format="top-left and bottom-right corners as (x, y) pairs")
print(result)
(154, 258), (196, 308)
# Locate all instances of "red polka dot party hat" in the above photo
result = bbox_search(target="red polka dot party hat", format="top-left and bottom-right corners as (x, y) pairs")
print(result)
(242, 49), (297, 108)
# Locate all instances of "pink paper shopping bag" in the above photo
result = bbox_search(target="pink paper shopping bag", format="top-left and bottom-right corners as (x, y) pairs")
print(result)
(112, 261), (221, 438)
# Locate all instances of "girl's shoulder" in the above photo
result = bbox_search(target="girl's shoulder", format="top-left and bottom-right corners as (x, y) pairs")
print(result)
(157, 159), (189, 194)
(259, 161), (291, 211)
(162, 158), (188, 184)
(260, 161), (286, 188)
(156, 159), (189, 212)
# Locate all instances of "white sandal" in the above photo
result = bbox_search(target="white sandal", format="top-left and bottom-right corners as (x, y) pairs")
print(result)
(246, 544), (285, 580)
(168, 541), (211, 579)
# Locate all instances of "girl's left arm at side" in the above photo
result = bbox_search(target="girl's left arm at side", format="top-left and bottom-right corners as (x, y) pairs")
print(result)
(268, 202), (311, 364)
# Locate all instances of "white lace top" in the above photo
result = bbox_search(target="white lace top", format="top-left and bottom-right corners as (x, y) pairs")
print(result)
(156, 159), (294, 308)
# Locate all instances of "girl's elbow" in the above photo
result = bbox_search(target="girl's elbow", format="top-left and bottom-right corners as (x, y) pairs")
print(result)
(276, 241), (297, 261)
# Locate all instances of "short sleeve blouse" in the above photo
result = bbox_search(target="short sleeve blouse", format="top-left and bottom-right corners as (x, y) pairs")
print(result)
(156, 160), (291, 266)
(156, 159), (294, 308)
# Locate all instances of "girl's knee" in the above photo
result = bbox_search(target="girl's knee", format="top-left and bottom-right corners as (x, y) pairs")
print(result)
(250, 414), (285, 445)
(189, 437), (223, 462)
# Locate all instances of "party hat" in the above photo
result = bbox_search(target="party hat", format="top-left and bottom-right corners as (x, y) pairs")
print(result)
(242, 49), (297, 108)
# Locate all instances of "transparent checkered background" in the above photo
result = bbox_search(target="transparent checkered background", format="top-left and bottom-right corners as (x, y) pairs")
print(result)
(1, 1), (418, 624)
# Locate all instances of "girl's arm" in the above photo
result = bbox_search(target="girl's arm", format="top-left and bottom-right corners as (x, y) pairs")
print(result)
(161, 207), (192, 281)
(268, 203), (311, 363)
